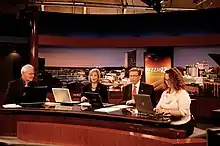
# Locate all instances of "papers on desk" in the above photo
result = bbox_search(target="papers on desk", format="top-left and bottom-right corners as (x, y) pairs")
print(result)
(94, 105), (133, 113)
(94, 107), (120, 113)
(111, 105), (133, 109)
(55, 105), (74, 110)
(213, 109), (220, 112)
(44, 102), (60, 106)
(2, 104), (22, 108)
(78, 102), (91, 106)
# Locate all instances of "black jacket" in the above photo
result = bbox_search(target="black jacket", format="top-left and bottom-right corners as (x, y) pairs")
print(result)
(82, 83), (108, 103)
(4, 78), (37, 104)
(121, 82), (156, 107)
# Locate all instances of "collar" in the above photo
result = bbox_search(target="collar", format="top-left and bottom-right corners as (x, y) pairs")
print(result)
(132, 80), (140, 89)
(166, 89), (177, 96)
(21, 78), (26, 86)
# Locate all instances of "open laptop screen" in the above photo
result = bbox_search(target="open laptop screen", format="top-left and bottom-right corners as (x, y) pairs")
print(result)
(84, 92), (104, 109)
(21, 86), (48, 103)
(52, 88), (72, 103)
(134, 94), (153, 113)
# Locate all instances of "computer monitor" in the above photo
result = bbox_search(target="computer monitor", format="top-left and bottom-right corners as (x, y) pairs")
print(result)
(21, 86), (48, 104)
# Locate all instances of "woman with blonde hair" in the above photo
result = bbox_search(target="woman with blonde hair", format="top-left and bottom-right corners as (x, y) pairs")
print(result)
(155, 67), (194, 136)
(81, 68), (108, 103)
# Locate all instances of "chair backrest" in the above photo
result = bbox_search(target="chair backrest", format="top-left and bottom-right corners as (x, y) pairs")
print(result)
(207, 127), (220, 146)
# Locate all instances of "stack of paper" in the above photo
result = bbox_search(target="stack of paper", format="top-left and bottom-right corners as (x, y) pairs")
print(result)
(94, 105), (133, 113)
(78, 102), (91, 106)
(111, 105), (133, 109)
(44, 102), (60, 106)
(3, 104), (22, 108)
(94, 107), (121, 113)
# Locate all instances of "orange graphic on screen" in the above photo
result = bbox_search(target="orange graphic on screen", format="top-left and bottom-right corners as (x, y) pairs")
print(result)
(144, 53), (171, 91)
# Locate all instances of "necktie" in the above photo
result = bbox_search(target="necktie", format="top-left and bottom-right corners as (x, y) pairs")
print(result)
(132, 85), (137, 95)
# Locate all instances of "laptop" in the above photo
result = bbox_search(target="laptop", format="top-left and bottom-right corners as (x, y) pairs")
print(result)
(52, 88), (80, 105)
(133, 94), (154, 114)
(19, 86), (48, 107)
(84, 92), (113, 109)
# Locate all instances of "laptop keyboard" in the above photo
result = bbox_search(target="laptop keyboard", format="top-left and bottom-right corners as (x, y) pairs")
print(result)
(137, 112), (171, 123)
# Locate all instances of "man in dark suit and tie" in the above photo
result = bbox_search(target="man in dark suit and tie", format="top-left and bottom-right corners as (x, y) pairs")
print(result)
(4, 64), (37, 104)
(121, 68), (156, 107)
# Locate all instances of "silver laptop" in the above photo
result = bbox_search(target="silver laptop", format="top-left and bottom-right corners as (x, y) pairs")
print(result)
(133, 94), (154, 114)
(52, 88), (80, 104)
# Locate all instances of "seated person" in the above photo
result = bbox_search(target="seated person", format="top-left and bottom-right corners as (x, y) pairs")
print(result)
(4, 64), (37, 104)
(121, 67), (156, 107)
(155, 67), (194, 136)
(81, 68), (108, 103)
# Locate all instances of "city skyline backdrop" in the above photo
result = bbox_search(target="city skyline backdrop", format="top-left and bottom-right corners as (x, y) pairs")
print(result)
(38, 46), (220, 68)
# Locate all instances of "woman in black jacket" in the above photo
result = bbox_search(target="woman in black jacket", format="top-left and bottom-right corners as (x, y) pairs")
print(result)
(81, 68), (108, 103)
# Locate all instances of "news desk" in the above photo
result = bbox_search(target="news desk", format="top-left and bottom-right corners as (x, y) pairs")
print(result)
(0, 104), (206, 146)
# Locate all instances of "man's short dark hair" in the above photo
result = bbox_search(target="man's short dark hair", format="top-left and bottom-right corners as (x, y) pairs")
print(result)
(129, 68), (142, 76)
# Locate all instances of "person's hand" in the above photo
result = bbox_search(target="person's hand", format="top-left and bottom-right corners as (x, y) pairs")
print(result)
(126, 99), (135, 105)
(155, 108), (169, 114)
(80, 105), (89, 111)
(154, 107), (161, 113)
(81, 96), (88, 102)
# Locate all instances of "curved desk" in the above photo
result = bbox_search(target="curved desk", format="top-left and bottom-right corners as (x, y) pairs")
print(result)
(0, 105), (206, 146)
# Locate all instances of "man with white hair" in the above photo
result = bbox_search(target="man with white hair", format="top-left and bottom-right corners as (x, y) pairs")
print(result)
(4, 64), (37, 104)
(20, 64), (35, 86)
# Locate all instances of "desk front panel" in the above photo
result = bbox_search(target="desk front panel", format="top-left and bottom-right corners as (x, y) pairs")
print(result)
(0, 106), (206, 146)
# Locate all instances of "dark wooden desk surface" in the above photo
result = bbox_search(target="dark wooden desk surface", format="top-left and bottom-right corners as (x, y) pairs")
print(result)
(0, 105), (206, 146)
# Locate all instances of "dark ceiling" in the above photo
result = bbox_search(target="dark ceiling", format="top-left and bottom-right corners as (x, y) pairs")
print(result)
(0, 0), (220, 14)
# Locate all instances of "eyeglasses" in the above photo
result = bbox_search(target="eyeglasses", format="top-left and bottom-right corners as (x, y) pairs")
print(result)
(27, 73), (35, 76)
(129, 75), (139, 77)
